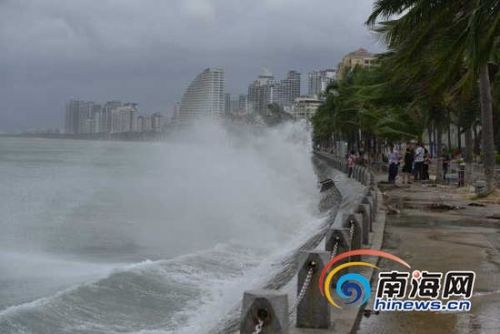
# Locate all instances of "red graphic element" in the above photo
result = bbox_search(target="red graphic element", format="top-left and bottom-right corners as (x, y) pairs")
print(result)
(319, 249), (411, 295)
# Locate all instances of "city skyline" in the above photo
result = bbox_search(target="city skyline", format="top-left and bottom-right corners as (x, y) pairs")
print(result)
(0, 0), (383, 132)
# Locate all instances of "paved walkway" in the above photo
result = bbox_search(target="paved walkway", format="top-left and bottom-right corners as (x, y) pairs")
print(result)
(355, 180), (500, 334)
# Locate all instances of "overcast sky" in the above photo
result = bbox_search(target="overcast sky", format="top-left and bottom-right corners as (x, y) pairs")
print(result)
(0, 0), (383, 131)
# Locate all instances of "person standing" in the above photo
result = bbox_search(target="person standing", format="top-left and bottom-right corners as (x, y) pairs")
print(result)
(347, 150), (356, 178)
(388, 145), (400, 184)
(402, 146), (414, 184)
(414, 143), (425, 181)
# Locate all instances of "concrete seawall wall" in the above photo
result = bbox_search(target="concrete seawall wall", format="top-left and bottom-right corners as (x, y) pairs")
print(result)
(238, 151), (385, 333)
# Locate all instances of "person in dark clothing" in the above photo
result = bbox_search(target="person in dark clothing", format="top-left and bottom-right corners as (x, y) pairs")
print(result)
(422, 148), (430, 180)
(402, 147), (413, 184)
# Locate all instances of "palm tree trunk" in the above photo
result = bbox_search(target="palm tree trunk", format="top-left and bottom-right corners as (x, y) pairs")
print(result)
(479, 63), (496, 193)
(436, 125), (443, 182)
(428, 126), (433, 154)
(446, 109), (451, 150)
(447, 122), (452, 150)
(458, 126), (462, 151)
(473, 126), (481, 157)
(464, 126), (473, 186)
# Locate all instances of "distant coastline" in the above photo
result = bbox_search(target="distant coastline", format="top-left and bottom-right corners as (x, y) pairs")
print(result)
(0, 131), (168, 142)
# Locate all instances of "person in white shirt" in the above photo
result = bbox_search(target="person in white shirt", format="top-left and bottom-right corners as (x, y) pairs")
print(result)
(414, 143), (425, 181)
(388, 145), (400, 184)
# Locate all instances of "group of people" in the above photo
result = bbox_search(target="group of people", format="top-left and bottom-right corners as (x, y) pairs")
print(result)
(345, 142), (452, 185)
(387, 142), (451, 184)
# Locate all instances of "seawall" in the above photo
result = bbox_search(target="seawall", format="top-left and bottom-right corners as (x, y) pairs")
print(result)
(236, 151), (387, 334)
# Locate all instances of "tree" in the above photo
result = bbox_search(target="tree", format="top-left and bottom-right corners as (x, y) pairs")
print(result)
(367, 0), (499, 192)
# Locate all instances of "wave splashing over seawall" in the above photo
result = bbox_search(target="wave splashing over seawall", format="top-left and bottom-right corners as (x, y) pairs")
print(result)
(0, 120), (325, 334)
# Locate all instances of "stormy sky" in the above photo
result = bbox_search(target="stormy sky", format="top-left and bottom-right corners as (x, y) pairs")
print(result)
(0, 0), (383, 131)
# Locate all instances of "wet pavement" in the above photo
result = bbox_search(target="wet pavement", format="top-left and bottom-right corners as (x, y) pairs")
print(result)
(356, 210), (500, 334)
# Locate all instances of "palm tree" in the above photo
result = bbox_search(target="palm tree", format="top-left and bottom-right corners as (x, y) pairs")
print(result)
(367, 0), (499, 192)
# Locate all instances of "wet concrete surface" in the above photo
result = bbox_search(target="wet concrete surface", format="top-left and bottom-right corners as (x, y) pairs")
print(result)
(356, 212), (500, 334)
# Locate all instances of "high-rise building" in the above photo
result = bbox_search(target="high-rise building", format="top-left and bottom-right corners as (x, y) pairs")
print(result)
(224, 93), (232, 114)
(337, 48), (377, 80)
(178, 68), (225, 126)
(248, 70), (275, 114)
(65, 100), (100, 135)
(65, 100), (81, 135)
(238, 94), (248, 113)
(151, 113), (163, 132)
(110, 104), (137, 133)
(308, 69), (337, 98)
(247, 70), (300, 113)
(102, 101), (122, 133)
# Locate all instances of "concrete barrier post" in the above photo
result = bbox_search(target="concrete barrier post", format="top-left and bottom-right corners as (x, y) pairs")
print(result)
(320, 179), (334, 192)
(362, 196), (375, 224)
(296, 251), (331, 329)
(240, 290), (289, 334)
(367, 187), (377, 210)
(369, 171), (375, 186)
(344, 214), (362, 261)
(357, 203), (372, 235)
(325, 227), (351, 257)
(363, 170), (369, 185)
(353, 212), (367, 244)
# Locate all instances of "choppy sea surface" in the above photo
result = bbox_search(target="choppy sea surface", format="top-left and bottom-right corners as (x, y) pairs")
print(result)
(0, 122), (328, 334)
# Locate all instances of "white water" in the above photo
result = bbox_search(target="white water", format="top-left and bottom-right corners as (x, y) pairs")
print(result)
(0, 121), (325, 333)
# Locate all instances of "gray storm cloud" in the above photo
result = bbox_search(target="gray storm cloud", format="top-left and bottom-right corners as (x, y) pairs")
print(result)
(0, 0), (381, 131)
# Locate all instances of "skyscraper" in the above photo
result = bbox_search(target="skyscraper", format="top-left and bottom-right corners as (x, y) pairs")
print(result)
(247, 70), (275, 114)
(65, 100), (98, 135)
(238, 94), (248, 113)
(224, 93), (232, 114)
(274, 70), (301, 106)
(247, 70), (300, 113)
(308, 69), (336, 98)
(178, 68), (224, 126)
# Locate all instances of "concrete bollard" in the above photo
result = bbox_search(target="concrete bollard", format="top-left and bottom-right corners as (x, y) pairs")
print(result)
(357, 203), (372, 236)
(362, 196), (375, 224)
(353, 212), (367, 244)
(296, 251), (331, 329)
(344, 213), (362, 261)
(325, 227), (351, 256)
(369, 172), (375, 186)
(363, 170), (369, 185)
(319, 179), (335, 192)
(367, 188), (377, 211)
(240, 290), (289, 334)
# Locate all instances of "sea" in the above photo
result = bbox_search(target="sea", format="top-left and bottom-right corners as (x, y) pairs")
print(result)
(0, 121), (331, 334)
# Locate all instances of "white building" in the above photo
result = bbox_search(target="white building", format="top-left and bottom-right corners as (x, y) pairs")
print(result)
(292, 97), (322, 121)
(111, 104), (137, 133)
(178, 68), (225, 126)
(247, 70), (301, 113)
(308, 69), (336, 98)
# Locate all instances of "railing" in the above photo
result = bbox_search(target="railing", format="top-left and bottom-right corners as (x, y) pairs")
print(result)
(239, 152), (380, 333)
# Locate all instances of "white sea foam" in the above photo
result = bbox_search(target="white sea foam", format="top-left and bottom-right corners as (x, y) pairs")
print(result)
(0, 120), (325, 333)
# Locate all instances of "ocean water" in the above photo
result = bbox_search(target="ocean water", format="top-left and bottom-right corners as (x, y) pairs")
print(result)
(0, 121), (327, 334)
